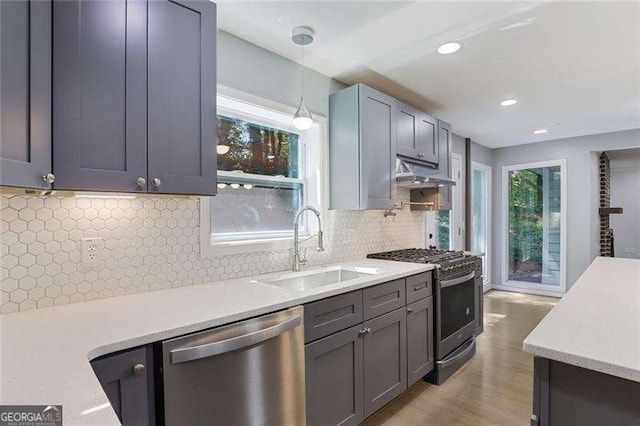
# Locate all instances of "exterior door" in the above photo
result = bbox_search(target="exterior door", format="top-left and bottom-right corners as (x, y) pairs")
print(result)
(147, 0), (216, 195)
(0, 0), (51, 189)
(363, 308), (407, 417)
(305, 324), (364, 426)
(396, 102), (420, 159)
(407, 297), (434, 386)
(359, 85), (396, 209)
(53, 0), (148, 192)
(418, 112), (438, 164)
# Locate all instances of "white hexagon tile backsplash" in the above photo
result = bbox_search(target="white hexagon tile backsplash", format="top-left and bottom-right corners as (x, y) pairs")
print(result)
(0, 192), (425, 313)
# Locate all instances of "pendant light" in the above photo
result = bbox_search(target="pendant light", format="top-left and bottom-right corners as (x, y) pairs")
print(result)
(292, 26), (314, 130)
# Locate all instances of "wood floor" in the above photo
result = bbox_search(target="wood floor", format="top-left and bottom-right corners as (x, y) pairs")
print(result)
(363, 290), (558, 426)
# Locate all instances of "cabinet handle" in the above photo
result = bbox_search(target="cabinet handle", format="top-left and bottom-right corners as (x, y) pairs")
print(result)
(152, 178), (161, 188)
(42, 173), (55, 185)
(413, 284), (425, 292)
(132, 363), (145, 377)
(136, 177), (146, 187)
(407, 307), (414, 314)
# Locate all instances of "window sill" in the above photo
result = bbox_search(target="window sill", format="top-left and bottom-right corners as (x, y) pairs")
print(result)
(203, 236), (297, 257)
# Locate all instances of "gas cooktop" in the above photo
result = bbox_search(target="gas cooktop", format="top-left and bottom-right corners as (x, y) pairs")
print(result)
(367, 248), (467, 264)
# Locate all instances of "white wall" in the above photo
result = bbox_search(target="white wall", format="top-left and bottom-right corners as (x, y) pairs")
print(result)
(491, 128), (640, 290)
(610, 153), (640, 258)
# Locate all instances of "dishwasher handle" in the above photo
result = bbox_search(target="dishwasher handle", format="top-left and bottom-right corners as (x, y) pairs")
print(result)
(170, 314), (301, 364)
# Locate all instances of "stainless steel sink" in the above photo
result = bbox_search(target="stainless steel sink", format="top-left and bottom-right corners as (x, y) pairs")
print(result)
(260, 266), (380, 291)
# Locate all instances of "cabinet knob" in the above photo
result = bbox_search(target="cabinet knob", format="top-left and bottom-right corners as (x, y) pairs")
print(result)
(151, 178), (161, 188)
(42, 173), (55, 185)
(136, 177), (146, 187)
(407, 307), (414, 314)
(132, 363), (145, 376)
(358, 328), (371, 336)
(418, 152), (424, 159)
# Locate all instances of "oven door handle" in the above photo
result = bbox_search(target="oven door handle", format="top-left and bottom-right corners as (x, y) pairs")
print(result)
(440, 271), (475, 288)
(436, 337), (476, 368)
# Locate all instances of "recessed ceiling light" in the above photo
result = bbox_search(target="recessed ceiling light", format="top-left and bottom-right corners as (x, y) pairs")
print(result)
(500, 99), (518, 107)
(533, 129), (548, 134)
(437, 42), (462, 55)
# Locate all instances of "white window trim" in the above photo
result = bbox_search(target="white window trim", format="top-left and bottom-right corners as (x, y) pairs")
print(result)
(201, 86), (328, 257)
(500, 159), (567, 296)
(471, 161), (492, 287)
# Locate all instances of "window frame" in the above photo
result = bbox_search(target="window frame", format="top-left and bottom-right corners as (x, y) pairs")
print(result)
(499, 159), (567, 296)
(471, 161), (492, 287)
(201, 88), (326, 257)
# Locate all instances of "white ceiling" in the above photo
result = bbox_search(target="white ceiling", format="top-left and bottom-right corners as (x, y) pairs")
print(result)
(217, 1), (640, 148)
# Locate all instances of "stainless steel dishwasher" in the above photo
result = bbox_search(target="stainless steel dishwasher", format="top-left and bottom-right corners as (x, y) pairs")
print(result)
(162, 306), (305, 425)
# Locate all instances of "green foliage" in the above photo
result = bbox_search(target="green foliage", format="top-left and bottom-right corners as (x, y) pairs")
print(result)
(216, 116), (299, 177)
(508, 169), (543, 268)
(436, 210), (450, 250)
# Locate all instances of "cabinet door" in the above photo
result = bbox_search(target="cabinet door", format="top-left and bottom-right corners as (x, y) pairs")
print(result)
(148, 0), (216, 195)
(407, 297), (434, 386)
(418, 112), (438, 164)
(363, 308), (407, 417)
(305, 325), (364, 426)
(359, 85), (396, 209)
(437, 120), (453, 210)
(396, 102), (420, 159)
(53, 0), (148, 192)
(91, 346), (155, 426)
(0, 1), (51, 189)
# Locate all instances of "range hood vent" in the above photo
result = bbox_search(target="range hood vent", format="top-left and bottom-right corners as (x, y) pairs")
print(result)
(395, 158), (456, 189)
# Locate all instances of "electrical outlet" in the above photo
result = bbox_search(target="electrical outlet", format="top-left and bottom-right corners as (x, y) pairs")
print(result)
(82, 237), (104, 267)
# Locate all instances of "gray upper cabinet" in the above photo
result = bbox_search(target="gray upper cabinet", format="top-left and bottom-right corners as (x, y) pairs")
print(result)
(147, 0), (216, 195)
(330, 84), (396, 210)
(418, 112), (439, 164)
(52, 0), (216, 195)
(436, 119), (453, 210)
(53, 0), (148, 192)
(397, 102), (438, 165)
(0, 0), (52, 189)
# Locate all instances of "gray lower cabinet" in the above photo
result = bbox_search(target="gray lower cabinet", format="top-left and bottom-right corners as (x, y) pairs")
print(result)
(407, 296), (434, 386)
(0, 0), (52, 189)
(147, 0), (216, 195)
(91, 346), (155, 426)
(53, 0), (148, 192)
(305, 324), (364, 426)
(329, 84), (396, 210)
(52, 0), (216, 195)
(363, 307), (407, 417)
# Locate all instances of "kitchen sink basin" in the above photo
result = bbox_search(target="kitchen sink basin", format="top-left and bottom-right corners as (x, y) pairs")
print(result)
(259, 266), (380, 291)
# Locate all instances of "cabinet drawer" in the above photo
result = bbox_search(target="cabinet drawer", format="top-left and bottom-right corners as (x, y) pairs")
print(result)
(363, 279), (406, 321)
(405, 272), (432, 303)
(304, 291), (363, 343)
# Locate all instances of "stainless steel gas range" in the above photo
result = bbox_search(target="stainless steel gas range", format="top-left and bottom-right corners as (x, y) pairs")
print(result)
(367, 248), (482, 384)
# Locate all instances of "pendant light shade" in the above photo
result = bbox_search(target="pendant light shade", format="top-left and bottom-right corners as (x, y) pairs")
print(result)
(293, 97), (313, 130)
(292, 26), (314, 131)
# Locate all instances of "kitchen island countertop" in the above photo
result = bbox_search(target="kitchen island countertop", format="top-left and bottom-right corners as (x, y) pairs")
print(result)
(523, 256), (640, 382)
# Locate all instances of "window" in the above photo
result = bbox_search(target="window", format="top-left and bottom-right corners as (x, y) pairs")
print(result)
(471, 162), (491, 285)
(202, 93), (324, 255)
(436, 210), (451, 250)
(501, 160), (566, 294)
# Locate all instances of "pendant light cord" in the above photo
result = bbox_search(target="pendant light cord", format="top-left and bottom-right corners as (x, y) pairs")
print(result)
(301, 46), (305, 100)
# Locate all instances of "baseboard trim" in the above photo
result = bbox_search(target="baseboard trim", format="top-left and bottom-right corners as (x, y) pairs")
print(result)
(492, 284), (563, 298)
(482, 283), (492, 294)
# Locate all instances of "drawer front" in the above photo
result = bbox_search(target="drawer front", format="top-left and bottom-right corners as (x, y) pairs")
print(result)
(405, 272), (432, 303)
(304, 291), (363, 343)
(363, 279), (406, 321)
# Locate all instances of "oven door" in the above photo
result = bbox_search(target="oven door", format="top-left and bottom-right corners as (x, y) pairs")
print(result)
(436, 270), (476, 358)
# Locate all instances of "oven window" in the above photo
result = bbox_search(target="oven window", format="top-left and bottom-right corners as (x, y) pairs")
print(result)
(440, 278), (475, 340)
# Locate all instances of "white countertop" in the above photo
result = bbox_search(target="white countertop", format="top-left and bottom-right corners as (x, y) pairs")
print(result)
(523, 257), (640, 382)
(0, 258), (432, 425)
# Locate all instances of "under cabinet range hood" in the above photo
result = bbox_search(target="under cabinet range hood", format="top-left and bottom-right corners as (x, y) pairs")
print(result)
(395, 158), (456, 188)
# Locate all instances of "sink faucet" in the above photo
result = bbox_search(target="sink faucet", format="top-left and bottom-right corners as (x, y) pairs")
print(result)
(292, 205), (324, 271)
